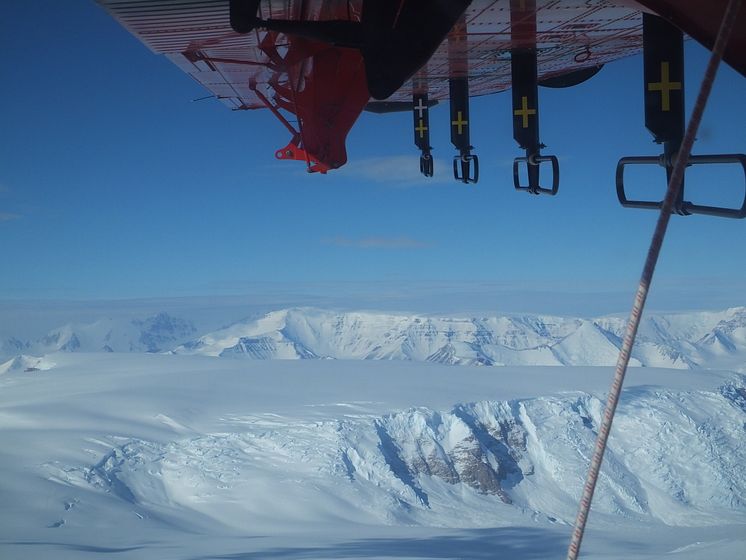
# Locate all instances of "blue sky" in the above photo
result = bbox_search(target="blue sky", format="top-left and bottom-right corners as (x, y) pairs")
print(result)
(1, 0), (745, 313)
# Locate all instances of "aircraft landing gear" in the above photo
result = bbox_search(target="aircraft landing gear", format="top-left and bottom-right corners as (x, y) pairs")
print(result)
(229, 0), (471, 101)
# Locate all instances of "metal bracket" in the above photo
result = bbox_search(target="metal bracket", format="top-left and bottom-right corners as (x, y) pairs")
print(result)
(513, 154), (559, 195)
(275, 139), (330, 174)
(449, 77), (478, 184)
(510, 1), (558, 196)
(413, 93), (434, 178)
(252, 85), (330, 174)
(616, 13), (744, 218)
(616, 153), (746, 218)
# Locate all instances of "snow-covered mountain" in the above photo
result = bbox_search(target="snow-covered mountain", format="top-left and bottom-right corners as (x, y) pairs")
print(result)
(0, 354), (55, 375)
(30, 312), (196, 355)
(5, 307), (746, 372)
(173, 307), (746, 370)
(0, 336), (29, 357)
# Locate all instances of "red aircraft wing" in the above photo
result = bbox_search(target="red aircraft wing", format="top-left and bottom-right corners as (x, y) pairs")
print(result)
(96, 0), (745, 173)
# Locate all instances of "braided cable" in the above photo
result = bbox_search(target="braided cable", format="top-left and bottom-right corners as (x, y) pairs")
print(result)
(566, 1), (743, 557)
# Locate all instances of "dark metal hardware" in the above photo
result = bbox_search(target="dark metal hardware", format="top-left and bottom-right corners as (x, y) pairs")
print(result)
(510, 0), (558, 196)
(413, 93), (434, 178)
(513, 154), (559, 195)
(617, 153), (746, 218)
(449, 77), (478, 184)
(453, 154), (479, 184)
(616, 13), (744, 219)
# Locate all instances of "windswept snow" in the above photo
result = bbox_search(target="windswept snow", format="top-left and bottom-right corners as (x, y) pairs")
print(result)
(0, 353), (744, 559)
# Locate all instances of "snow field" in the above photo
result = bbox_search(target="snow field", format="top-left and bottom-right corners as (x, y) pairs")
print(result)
(1, 354), (744, 558)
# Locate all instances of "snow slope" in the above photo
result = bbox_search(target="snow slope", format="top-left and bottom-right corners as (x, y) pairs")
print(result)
(0, 354), (55, 375)
(0, 353), (744, 559)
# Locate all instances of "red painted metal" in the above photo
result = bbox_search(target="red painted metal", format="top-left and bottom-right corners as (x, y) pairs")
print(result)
(634, 0), (746, 76)
(96, 0), (743, 172)
(245, 32), (368, 172)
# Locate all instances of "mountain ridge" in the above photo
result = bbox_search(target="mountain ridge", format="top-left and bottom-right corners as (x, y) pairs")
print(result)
(172, 307), (746, 371)
(4, 307), (746, 372)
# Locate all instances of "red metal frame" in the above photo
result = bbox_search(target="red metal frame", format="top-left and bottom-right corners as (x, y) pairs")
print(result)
(97, 0), (745, 173)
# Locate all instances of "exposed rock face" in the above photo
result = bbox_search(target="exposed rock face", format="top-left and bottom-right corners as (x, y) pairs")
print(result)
(369, 404), (533, 505)
(220, 336), (317, 359)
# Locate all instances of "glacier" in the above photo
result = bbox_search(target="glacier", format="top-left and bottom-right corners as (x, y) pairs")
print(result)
(0, 352), (744, 559)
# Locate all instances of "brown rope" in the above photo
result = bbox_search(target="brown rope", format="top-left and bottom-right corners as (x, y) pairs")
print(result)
(566, 1), (743, 558)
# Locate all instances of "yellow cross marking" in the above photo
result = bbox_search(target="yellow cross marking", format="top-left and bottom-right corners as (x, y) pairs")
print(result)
(513, 96), (536, 128)
(415, 119), (428, 139)
(648, 61), (681, 112)
(451, 111), (468, 135)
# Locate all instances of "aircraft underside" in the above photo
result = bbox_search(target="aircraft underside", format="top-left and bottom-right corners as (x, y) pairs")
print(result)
(97, 0), (746, 217)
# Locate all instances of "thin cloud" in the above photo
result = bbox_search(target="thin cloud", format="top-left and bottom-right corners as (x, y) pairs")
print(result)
(0, 212), (20, 222)
(336, 155), (453, 186)
(323, 236), (430, 249)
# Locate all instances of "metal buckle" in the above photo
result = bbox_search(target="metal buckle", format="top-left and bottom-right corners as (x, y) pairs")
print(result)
(616, 153), (746, 218)
(420, 153), (434, 177)
(513, 154), (559, 195)
(453, 153), (479, 184)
